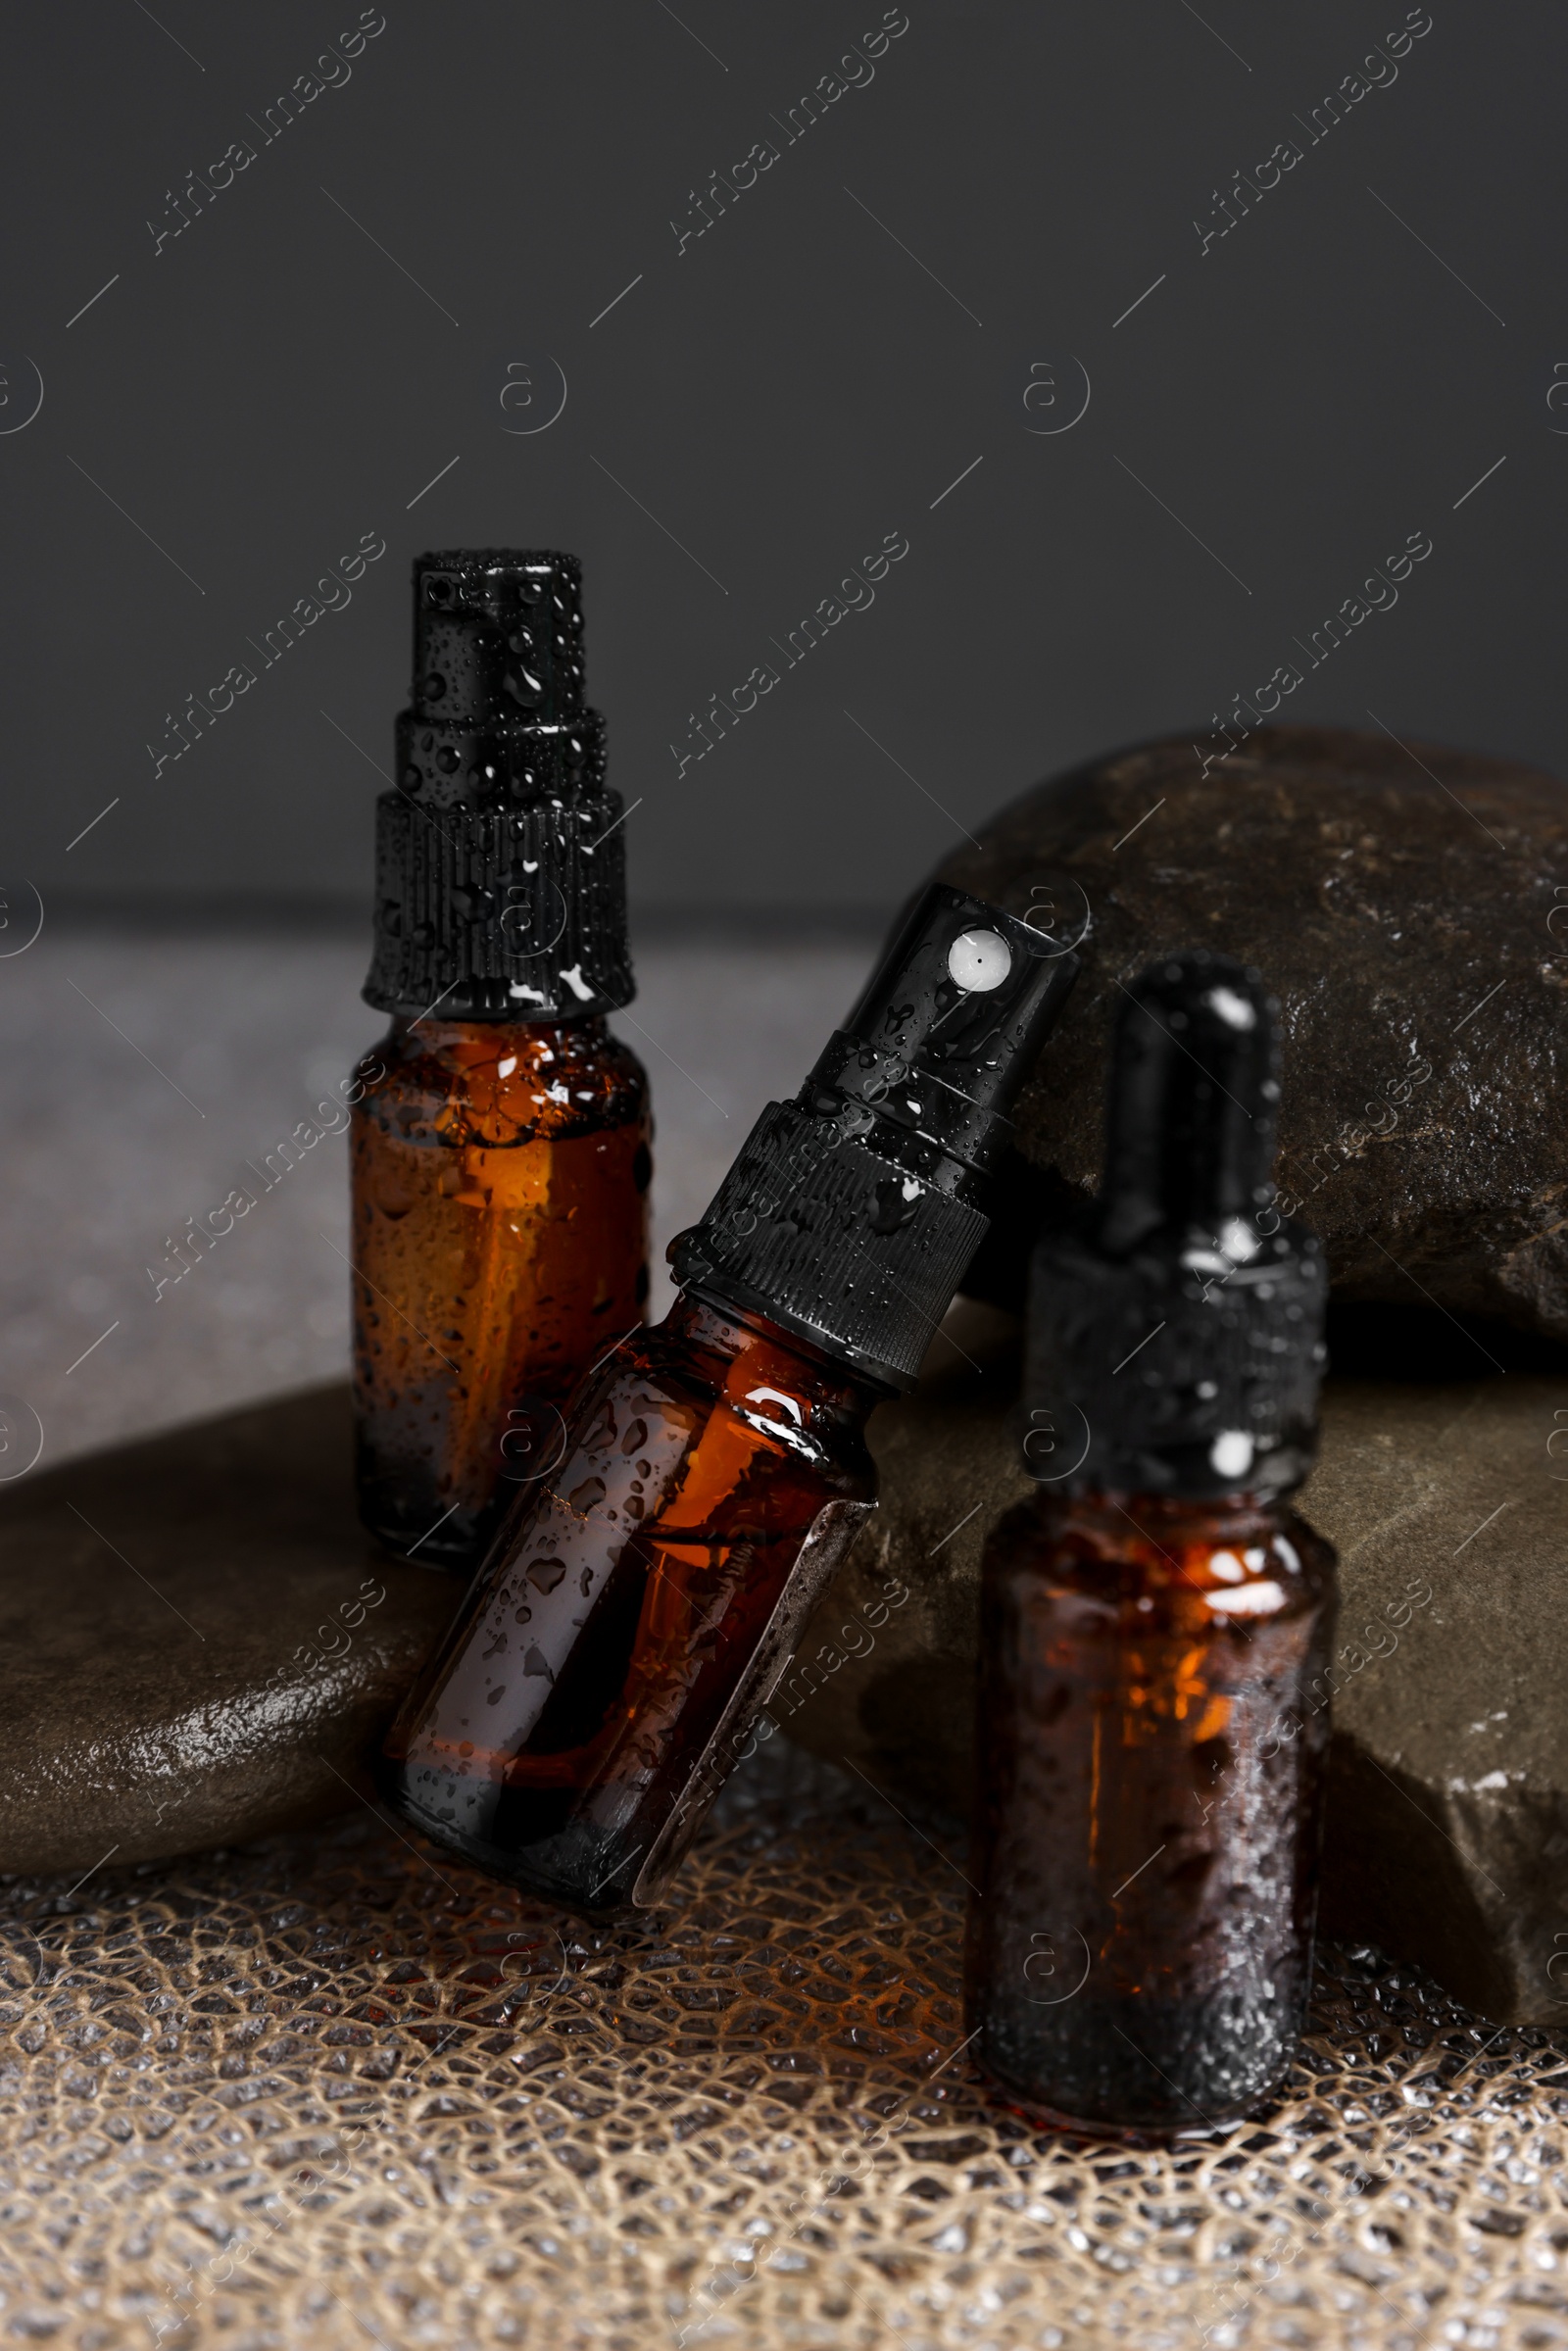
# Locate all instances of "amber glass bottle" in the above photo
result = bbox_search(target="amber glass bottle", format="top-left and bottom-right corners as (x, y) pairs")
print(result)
(382, 883), (1084, 1910)
(351, 1014), (648, 1566)
(381, 1295), (882, 1909)
(352, 551), (649, 1570)
(966, 951), (1336, 2135)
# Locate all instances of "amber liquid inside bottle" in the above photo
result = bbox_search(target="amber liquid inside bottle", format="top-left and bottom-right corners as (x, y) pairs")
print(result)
(351, 1014), (650, 1570)
(966, 1489), (1337, 2136)
(378, 1296), (880, 1911)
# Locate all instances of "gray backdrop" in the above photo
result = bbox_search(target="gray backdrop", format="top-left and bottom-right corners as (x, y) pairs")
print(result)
(3, 0), (1559, 922)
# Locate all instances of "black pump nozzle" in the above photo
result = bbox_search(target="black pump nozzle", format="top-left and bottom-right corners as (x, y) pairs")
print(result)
(672, 885), (1084, 1390)
(1098, 954), (1281, 1257)
(807, 889), (1083, 1174)
(411, 549), (586, 728)
(1027, 950), (1326, 1499)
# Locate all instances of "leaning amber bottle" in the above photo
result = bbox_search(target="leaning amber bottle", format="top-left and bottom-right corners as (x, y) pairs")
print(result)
(967, 951), (1337, 2135)
(382, 885), (1083, 1909)
(380, 1294), (882, 1908)
(352, 551), (649, 1570)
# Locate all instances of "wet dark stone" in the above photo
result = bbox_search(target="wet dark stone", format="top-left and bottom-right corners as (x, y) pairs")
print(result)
(935, 723), (1568, 1345)
(0, 1387), (457, 1877)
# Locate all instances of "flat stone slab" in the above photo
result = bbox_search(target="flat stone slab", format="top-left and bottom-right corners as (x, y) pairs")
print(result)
(8, 1370), (1565, 2028)
(0, 1386), (456, 1878)
(785, 1322), (1568, 2025)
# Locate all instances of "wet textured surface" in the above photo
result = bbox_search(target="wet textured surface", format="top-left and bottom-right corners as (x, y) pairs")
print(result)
(3, 1741), (1567, 2350)
(938, 723), (1568, 1345)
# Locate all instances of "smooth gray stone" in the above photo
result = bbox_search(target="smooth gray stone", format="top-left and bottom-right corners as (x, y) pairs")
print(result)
(783, 1314), (1568, 2028)
(0, 1385), (456, 1876)
(935, 722), (1568, 1346)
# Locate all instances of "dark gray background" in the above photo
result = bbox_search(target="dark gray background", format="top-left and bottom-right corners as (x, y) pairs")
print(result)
(2, 0), (1559, 923)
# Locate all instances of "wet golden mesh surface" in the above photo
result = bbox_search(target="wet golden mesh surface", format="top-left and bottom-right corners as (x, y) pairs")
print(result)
(3, 1744), (1566, 2350)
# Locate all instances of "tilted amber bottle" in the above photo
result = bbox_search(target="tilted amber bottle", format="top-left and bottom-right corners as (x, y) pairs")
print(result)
(966, 951), (1337, 2135)
(381, 885), (1084, 1911)
(352, 551), (649, 1571)
(377, 1294), (884, 1909)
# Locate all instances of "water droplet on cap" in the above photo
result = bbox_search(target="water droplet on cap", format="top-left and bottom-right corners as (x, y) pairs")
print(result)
(1206, 985), (1257, 1031)
(1210, 1430), (1253, 1479)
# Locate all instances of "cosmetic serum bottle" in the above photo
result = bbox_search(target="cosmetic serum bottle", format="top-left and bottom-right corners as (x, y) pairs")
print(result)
(379, 884), (1082, 1911)
(351, 551), (650, 1573)
(966, 951), (1336, 2136)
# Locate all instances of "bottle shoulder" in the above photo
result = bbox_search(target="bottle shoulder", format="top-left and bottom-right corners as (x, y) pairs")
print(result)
(356, 1016), (647, 1147)
(983, 1488), (1335, 1624)
(568, 1310), (880, 1499)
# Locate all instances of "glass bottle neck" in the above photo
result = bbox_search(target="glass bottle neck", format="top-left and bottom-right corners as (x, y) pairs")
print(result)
(1035, 1487), (1298, 1539)
(390, 1012), (607, 1050)
(662, 1291), (886, 1422)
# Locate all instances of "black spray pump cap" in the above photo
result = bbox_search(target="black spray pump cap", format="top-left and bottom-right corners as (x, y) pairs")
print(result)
(805, 890), (1083, 1174)
(671, 885), (1083, 1391)
(1026, 951), (1327, 1498)
(362, 550), (632, 1022)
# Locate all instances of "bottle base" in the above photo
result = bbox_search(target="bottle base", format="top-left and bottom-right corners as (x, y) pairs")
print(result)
(971, 2008), (1295, 2140)
(374, 1758), (647, 1920)
(366, 1528), (485, 1574)
(359, 1500), (499, 1576)
(973, 2062), (1264, 2146)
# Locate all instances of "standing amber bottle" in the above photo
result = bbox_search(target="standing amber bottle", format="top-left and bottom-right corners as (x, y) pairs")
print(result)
(966, 952), (1336, 2135)
(381, 885), (1084, 1910)
(352, 551), (649, 1571)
